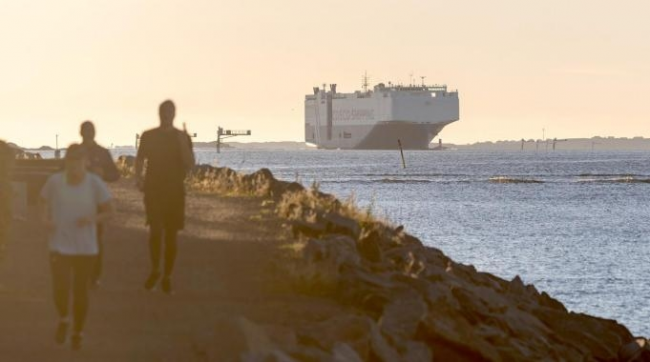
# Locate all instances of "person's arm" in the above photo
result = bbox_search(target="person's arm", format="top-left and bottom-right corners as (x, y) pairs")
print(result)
(77, 177), (115, 227)
(135, 134), (147, 190)
(76, 200), (114, 227)
(178, 127), (195, 174)
(39, 197), (56, 232)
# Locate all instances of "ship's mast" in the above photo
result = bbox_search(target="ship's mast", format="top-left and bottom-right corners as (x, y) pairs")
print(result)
(362, 71), (370, 92)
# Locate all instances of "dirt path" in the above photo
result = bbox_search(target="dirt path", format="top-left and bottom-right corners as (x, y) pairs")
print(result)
(0, 180), (341, 361)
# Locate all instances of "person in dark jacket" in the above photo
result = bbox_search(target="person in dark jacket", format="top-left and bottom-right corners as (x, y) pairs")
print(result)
(79, 121), (120, 286)
(135, 100), (194, 294)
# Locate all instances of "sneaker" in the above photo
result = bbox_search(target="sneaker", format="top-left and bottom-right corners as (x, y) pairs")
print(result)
(71, 332), (83, 351)
(144, 271), (161, 291)
(161, 277), (173, 295)
(55, 321), (68, 345)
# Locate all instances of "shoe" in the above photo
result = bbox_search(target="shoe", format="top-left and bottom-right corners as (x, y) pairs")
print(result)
(55, 321), (68, 345)
(71, 332), (83, 351)
(161, 277), (173, 295)
(144, 271), (161, 291)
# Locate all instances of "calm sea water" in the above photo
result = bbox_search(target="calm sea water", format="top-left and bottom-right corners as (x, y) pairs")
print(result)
(46, 147), (650, 335)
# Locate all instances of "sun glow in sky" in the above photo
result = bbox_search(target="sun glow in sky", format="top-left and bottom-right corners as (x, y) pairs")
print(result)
(1, 0), (648, 148)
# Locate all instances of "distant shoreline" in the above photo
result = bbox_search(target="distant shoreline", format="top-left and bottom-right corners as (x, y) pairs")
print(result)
(14, 136), (650, 152)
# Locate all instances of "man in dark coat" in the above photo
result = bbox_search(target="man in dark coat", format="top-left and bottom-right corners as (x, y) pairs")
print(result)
(80, 121), (120, 287)
(135, 100), (194, 294)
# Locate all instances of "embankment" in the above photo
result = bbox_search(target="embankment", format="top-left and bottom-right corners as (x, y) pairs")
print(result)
(122, 155), (634, 361)
(0, 155), (637, 361)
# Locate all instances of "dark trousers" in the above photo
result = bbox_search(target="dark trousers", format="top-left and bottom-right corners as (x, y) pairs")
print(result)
(49, 253), (95, 333)
(91, 224), (105, 283)
(149, 226), (178, 278)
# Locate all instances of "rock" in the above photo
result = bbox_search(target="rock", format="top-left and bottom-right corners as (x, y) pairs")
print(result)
(323, 235), (361, 268)
(241, 350), (297, 362)
(205, 316), (277, 360)
(292, 220), (327, 239)
(508, 275), (526, 296)
(271, 181), (305, 198)
(384, 246), (427, 276)
(331, 343), (363, 362)
(357, 229), (383, 263)
(402, 341), (433, 362)
(420, 311), (502, 361)
(285, 345), (332, 362)
(618, 337), (650, 362)
(538, 291), (567, 312)
(297, 315), (373, 359)
(369, 322), (401, 362)
(532, 308), (633, 360)
(322, 213), (361, 239)
(303, 235), (360, 268)
(302, 238), (328, 263)
(379, 290), (428, 343)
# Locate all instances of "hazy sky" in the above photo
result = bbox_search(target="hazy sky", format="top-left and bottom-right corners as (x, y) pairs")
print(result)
(1, 0), (648, 147)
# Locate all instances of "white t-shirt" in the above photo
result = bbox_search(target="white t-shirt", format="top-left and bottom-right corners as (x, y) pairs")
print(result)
(40, 172), (112, 255)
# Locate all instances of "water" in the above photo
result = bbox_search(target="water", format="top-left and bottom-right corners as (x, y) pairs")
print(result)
(44, 147), (650, 335)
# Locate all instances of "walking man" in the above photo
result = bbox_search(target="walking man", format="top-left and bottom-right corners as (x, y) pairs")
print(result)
(79, 121), (120, 286)
(40, 144), (114, 350)
(135, 100), (194, 294)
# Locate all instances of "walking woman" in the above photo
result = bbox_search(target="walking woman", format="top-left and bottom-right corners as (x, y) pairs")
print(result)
(40, 144), (114, 350)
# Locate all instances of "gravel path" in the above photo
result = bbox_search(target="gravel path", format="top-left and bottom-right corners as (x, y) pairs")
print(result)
(0, 179), (339, 361)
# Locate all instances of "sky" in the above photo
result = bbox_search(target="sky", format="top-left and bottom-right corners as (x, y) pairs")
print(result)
(1, 0), (648, 148)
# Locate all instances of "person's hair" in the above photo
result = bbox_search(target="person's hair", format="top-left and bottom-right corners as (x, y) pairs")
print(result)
(64, 144), (86, 161)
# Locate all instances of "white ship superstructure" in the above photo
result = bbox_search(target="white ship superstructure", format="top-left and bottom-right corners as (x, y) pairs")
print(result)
(305, 81), (459, 149)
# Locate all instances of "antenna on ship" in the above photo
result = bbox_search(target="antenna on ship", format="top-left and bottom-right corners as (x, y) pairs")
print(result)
(420, 76), (426, 87)
(362, 71), (370, 92)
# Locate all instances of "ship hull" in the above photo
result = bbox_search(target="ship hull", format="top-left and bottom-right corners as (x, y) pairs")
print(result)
(311, 121), (454, 150)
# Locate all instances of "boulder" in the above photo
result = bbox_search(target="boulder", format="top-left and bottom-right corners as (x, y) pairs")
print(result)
(379, 290), (428, 343)
(356, 229), (383, 263)
(322, 212), (361, 239)
(331, 343), (363, 362)
(297, 315), (374, 359)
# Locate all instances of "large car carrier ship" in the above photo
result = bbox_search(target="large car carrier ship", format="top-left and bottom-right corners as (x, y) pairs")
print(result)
(305, 79), (459, 149)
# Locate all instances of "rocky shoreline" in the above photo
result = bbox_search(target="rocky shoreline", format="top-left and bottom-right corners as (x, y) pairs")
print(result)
(113, 155), (640, 361)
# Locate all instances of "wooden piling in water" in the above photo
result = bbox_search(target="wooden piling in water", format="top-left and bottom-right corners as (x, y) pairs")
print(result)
(398, 139), (406, 169)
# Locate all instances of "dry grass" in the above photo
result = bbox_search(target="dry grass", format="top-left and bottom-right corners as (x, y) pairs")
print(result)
(185, 167), (256, 197)
(276, 183), (386, 228)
